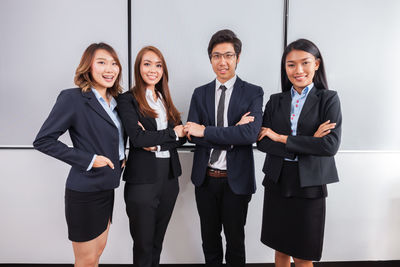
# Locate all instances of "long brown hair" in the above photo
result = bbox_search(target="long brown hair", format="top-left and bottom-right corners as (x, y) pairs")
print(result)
(74, 42), (123, 97)
(132, 46), (181, 125)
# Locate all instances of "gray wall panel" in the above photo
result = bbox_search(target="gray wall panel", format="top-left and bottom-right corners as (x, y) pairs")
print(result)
(0, 0), (128, 146)
(131, 0), (284, 122)
(288, 0), (400, 150)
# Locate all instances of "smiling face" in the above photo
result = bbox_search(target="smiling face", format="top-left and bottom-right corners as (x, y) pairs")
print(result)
(285, 49), (320, 93)
(140, 50), (163, 90)
(210, 42), (240, 84)
(90, 49), (120, 91)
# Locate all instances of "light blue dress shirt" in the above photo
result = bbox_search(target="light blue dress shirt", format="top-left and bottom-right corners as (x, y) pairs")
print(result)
(285, 83), (314, 161)
(87, 88), (125, 170)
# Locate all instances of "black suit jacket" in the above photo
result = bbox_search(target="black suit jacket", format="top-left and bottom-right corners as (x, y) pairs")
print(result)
(187, 77), (264, 195)
(257, 87), (342, 187)
(117, 91), (185, 184)
(33, 88), (123, 192)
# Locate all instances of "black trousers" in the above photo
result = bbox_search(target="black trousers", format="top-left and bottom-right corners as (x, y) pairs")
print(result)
(195, 176), (251, 267)
(124, 158), (179, 267)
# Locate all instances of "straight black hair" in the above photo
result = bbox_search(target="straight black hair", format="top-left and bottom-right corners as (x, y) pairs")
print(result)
(281, 39), (329, 92)
(208, 29), (242, 60)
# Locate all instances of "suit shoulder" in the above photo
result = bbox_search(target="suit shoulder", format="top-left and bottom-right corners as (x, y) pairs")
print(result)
(59, 88), (81, 96)
(268, 92), (284, 101)
(241, 80), (263, 92)
(317, 88), (339, 102)
(117, 90), (135, 101)
(194, 81), (213, 92)
(192, 81), (213, 97)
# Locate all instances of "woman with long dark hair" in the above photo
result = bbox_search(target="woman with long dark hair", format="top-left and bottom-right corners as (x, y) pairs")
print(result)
(257, 39), (342, 266)
(33, 42), (125, 266)
(117, 46), (186, 267)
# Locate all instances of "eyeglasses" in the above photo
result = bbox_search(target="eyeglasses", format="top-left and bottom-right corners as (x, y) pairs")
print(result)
(211, 52), (236, 61)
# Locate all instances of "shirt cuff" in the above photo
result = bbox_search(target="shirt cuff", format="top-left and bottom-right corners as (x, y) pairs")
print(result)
(156, 145), (161, 152)
(174, 130), (179, 141)
(86, 154), (97, 171)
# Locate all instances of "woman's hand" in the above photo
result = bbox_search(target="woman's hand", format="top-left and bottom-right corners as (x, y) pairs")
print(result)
(93, 155), (115, 169)
(138, 121), (145, 130)
(174, 124), (185, 137)
(143, 146), (157, 152)
(137, 121), (157, 151)
(236, 112), (254, 126)
(258, 127), (287, 144)
(314, 120), (336, 138)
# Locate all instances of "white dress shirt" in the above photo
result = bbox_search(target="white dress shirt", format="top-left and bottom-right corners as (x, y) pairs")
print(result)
(145, 89), (170, 158)
(208, 75), (237, 170)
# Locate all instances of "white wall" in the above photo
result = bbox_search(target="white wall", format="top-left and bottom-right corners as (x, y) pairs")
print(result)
(0, 150), (399, 263)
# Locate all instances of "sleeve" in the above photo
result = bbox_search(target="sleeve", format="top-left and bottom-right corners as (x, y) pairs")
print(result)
(187, 89), (231, 150)
(86, 154), (97, 171)
(286, 92), (342, 156)
(33, 90), (94, 170)
(117, 93), (178, 148)
(257, 96), (296, 159)
(203, 86), (264, 145)
(159, 136), (187, 151)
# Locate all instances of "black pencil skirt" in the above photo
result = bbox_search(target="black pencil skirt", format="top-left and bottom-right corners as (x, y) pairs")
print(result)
(65, 188), (114, 242)
(261, 161), (327, 261)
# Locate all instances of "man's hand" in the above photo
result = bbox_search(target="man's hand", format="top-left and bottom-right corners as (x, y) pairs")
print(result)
(184, 122), (206, 140)
(236, 112), (254, 126)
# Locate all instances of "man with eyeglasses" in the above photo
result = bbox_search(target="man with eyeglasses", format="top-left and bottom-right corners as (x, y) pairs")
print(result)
(184, 29), (264, 267)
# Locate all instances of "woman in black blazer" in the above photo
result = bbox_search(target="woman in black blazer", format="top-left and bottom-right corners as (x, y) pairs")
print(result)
(117, 46), (186, 267)
(33, 43), (125, 266)
(257, 39), (342, 266)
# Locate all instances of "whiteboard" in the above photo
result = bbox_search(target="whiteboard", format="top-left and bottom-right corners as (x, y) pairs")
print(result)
(288, 0), (400, 150)
(131, 0), (284, 125)
(0, 0), (129, 146)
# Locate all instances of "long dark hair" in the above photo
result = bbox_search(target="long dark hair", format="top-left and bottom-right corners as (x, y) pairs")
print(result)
(281, 39), (328, 92)
(132, 46), (181, 125)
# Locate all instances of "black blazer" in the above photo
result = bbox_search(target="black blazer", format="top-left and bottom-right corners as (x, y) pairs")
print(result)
(257, 87), (342, 187)
(117, 91), (186, 184)
(33, 88), (124, 192)
(187, 77), (264, 195)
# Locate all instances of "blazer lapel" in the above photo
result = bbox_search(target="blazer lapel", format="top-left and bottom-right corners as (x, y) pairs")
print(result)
(147, 117), (158, 130)
(227, 77), (243, 125)
(83, 90), (115, 127)
(279, 91), (292, 130)
(298, 88), (319, 123)
(206, 80), (216, 126)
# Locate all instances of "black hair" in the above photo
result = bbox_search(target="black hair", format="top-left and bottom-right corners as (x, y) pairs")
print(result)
(207, 29), (242, 59)
(281, 39), (329, 92)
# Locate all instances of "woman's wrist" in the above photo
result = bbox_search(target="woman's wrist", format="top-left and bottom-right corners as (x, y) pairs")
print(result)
(279, 135), (288, 144)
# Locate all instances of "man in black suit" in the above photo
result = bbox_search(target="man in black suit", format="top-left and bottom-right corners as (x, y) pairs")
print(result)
(184, 29), (263, 267)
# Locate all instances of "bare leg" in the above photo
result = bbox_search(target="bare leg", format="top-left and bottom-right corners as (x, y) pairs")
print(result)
(275, 250), (291, 267)
(293, 257), (313, 267)
(72, 222), (110, 267)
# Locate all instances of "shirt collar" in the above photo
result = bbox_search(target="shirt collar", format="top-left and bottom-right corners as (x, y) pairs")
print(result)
(291, 82), (314, 98)
(145, 88), (162, 102)
(92, 88), (117, 110)
(215, 75), (237, 92)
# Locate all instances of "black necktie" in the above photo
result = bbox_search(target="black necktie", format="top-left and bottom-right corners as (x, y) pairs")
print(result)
(210, 85), (227, 164)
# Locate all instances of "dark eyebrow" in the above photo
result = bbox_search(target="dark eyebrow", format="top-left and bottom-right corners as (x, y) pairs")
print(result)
(95, 57), (116, 62)
(286, 57), (313, 63)
(143, 59), (162, 64)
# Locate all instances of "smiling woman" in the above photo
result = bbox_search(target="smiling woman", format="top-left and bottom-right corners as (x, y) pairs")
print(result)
(33, 42), (125, 267)
(116, 46), (186, 266)
(257, 39), (342, 267)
